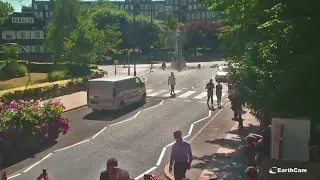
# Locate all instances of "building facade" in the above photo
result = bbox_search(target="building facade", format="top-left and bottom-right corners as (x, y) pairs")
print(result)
(0, 12), (46, 53)
(23, 0), (217, 24)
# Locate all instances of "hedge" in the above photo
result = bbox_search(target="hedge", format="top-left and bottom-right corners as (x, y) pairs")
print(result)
(0, 78), (86, 103)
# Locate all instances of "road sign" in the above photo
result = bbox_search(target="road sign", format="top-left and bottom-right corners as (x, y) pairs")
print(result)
(114, 60), (118, 65)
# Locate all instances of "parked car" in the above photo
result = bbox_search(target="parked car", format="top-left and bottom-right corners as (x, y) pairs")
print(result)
(87, 76), (146, 112)
(215, 65), (229, 83)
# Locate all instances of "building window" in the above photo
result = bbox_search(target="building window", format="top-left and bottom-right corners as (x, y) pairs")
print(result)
(202, 12), (206, 19)
(2, 31), (15, 39)
(34, 4), (37, 9)
(182, 0), (186, 5)
(46, 12), (49, 18)
(192, 13), (195, 19)
(188, 5), (192, 10)
(175, 0), (178, 4)
(144, 12), (148, 16)
(145, 4), (148, 9)
(34, 31), (41, 39)
(120, 5), (124, 9)
(187, 14), (191, 20)
(130, 5), (133, 9)
(169, 0), (173, 4)
(155, 12), (158, 17)
(50, 12), (53, 17)
(160, 4), (163, 9)
(34, 12), (38, 17)
(193, 5), (196, 9)
(193, 0), (196, 2)
(39, 12), (43, 17)
(125, 5), (128, 9)
(44, 5), (48, 10)
(188, 0), (192, 2)
(35, 45), (41, 53)
(140, 5), (144, 9)
(20, 31), (27, 39)
(155, 4), (158, 9)
(198, 4), (201, 8)
(207, 11), (211, 18)
(196, 13), (200, 19)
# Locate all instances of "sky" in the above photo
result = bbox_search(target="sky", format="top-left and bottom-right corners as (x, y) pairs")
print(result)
(2, 0), (127, 12)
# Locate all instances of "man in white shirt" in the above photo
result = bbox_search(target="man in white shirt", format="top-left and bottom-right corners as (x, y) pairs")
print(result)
(168, 72), (176, 95)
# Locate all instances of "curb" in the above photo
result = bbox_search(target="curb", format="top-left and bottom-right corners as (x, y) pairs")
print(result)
(64, 104), (87, 113)
(164, 164), (174, 180)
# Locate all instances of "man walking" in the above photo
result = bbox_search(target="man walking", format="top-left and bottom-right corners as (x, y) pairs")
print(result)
(169, 129), (192, 180)
(216, 81), (223, 108)
(168, 72), (176, 96)
(99, 158), (130, 180)
(205, 79), (215, 109)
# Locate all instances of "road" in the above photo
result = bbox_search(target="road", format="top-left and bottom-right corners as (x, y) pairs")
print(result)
(7, 61), (230, 180)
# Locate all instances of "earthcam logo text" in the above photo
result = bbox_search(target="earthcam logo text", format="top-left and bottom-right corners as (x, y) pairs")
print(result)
(269, 167), (308, 174)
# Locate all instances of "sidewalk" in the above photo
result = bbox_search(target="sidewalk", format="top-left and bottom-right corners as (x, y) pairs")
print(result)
(164, 106), (260, 180)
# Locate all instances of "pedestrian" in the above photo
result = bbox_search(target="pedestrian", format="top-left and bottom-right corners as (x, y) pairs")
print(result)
(168, 72), (176, 96)
(216, 81), (223, 108)
(169, 129), (192, 180)
(99, 158), (130, 180)
(205, 79), (215, 109)
(245, 135), (257, 167)
(245, 166), (259, 180)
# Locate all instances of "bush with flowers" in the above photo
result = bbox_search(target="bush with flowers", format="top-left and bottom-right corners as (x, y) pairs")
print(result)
(0, 99), (70, 147)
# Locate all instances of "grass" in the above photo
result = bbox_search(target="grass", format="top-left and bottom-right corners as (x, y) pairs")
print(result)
(0, 73), (48, 91)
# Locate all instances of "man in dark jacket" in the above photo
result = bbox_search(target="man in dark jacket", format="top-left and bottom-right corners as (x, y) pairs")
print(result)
(100, 158), (130, 180)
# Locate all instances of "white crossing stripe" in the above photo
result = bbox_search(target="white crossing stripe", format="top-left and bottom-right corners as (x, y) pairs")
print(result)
(162, 90), (182, 97)
(211, 92), (227, 100)
(178, 91), (196, 98)
(148, 89), (168, 97)
(193, 92), (207, 99)
(146, 89), (153, 94)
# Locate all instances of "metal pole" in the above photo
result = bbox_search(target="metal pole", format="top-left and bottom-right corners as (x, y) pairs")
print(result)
(128, 53), (131, 75)
(115, 64), (117, 76)
(177, 42), (180, 72)
(134, 64), (136, 76)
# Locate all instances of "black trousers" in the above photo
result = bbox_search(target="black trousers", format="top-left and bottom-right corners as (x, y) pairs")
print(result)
(207, 94), (213, 104)
(174, 162), (188, 180)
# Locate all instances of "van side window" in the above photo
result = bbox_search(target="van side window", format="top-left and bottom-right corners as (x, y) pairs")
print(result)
(136, 77), (142, 84)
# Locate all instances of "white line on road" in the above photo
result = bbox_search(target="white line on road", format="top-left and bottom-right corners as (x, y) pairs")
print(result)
(193, 92), (207, 99)
(8, 173), (21, 179)
(92, 127), (108, 139)
(23, 153), (53, 173)
(165, 141), (175, 147)
(134, 166), (158, 180)
(156, 147), (167, 166)
(143, 100), (164, 110)
(148, 90), (168, 97)
(188, 124), (194, 135)
(143, 77), (148, 82)
(133, 110), (141, 118)
(184, 100), (191, 102)
(54, 139), (91, 153)
(178, 91), (196, 98)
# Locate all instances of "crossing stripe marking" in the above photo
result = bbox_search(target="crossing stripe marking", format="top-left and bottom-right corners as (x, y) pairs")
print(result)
(148, 90), (168, 97)
(178, 91), (196, 98)
(162, 90), (182, 97)
(193, 92), (207, 99)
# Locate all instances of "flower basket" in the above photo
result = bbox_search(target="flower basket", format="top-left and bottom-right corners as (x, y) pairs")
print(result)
(45, 123), (61, 142)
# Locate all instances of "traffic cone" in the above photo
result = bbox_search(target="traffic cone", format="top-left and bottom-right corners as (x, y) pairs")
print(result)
(1, 171), (7, 180)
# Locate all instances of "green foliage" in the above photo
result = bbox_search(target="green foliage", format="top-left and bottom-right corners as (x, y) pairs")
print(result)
(47, 70), (66, 82)
(165, 12), (178, 31)
(0, 1), (14, 24)
(2, 46), (18, 60)
(65, 63), (91, 77)
(203, 0), (320, 121)
(0, 60), (27, 80)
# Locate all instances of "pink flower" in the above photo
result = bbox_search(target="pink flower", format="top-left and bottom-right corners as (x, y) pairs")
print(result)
(31, 106), (39, 111)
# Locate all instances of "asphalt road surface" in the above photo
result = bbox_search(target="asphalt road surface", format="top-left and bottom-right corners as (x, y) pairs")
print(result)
(7, 62), (230, 180)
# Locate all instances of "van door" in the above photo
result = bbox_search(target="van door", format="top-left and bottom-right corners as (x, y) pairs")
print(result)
(133, 77), (144, 102)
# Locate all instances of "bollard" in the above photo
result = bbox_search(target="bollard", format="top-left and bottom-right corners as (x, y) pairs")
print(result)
(134, 64), (136, 76)
(1, 171), (7, 180)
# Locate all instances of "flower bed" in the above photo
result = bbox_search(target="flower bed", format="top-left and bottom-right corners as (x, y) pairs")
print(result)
(0, 99), (70, 164)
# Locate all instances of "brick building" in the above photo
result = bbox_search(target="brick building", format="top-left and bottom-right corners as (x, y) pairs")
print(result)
(23, 0), (217, 24)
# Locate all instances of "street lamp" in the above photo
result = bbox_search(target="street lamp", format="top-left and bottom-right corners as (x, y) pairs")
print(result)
(150, 45), (154, 72)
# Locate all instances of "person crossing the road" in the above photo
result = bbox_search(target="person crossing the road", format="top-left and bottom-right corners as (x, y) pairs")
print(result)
(205, 79), (215, 109)
(168, 72), (176, 95)
(216, 81), (223, 108)
(169, 129), (192, 180)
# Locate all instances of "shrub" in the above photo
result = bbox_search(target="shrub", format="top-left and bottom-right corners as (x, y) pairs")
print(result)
(47, 71), (67, 82)
(28, 63), (65, 73)
(65, 63), (91, 77)
(0, 60), (28, 80)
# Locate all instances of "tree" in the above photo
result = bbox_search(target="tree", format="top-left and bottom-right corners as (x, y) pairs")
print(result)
(44, 0), (80, 61)
(201, 0), (320, 123)
(0, 1), (14, 24)
(165, 12), (178, 31)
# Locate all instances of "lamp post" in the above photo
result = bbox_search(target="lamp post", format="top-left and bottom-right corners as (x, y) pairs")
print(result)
(150, 45), (153, 72)
(114, 60), (118, 76)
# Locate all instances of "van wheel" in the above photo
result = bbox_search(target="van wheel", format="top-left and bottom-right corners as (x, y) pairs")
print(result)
(118, 102), (125, 114)
(141, 94), (146, 104)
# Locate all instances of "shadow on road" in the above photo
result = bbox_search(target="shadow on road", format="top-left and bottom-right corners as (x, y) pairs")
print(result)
(0, 141), (57, 171)
(83, 102), (145, 121)
(190, 123), (259, 180)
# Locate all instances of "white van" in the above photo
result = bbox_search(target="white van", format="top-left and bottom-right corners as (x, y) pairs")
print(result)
(87, 76), (146, 112)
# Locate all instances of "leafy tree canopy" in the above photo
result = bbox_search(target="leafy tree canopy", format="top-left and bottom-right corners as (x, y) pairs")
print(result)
(201, 0), (320, 121)
(0, 1), (14, 24)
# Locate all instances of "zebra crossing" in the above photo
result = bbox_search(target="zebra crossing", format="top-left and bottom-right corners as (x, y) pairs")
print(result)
(146, 88), (227, 101)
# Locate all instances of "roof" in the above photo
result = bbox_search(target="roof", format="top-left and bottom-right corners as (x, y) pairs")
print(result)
(89, 76), (135, 82)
